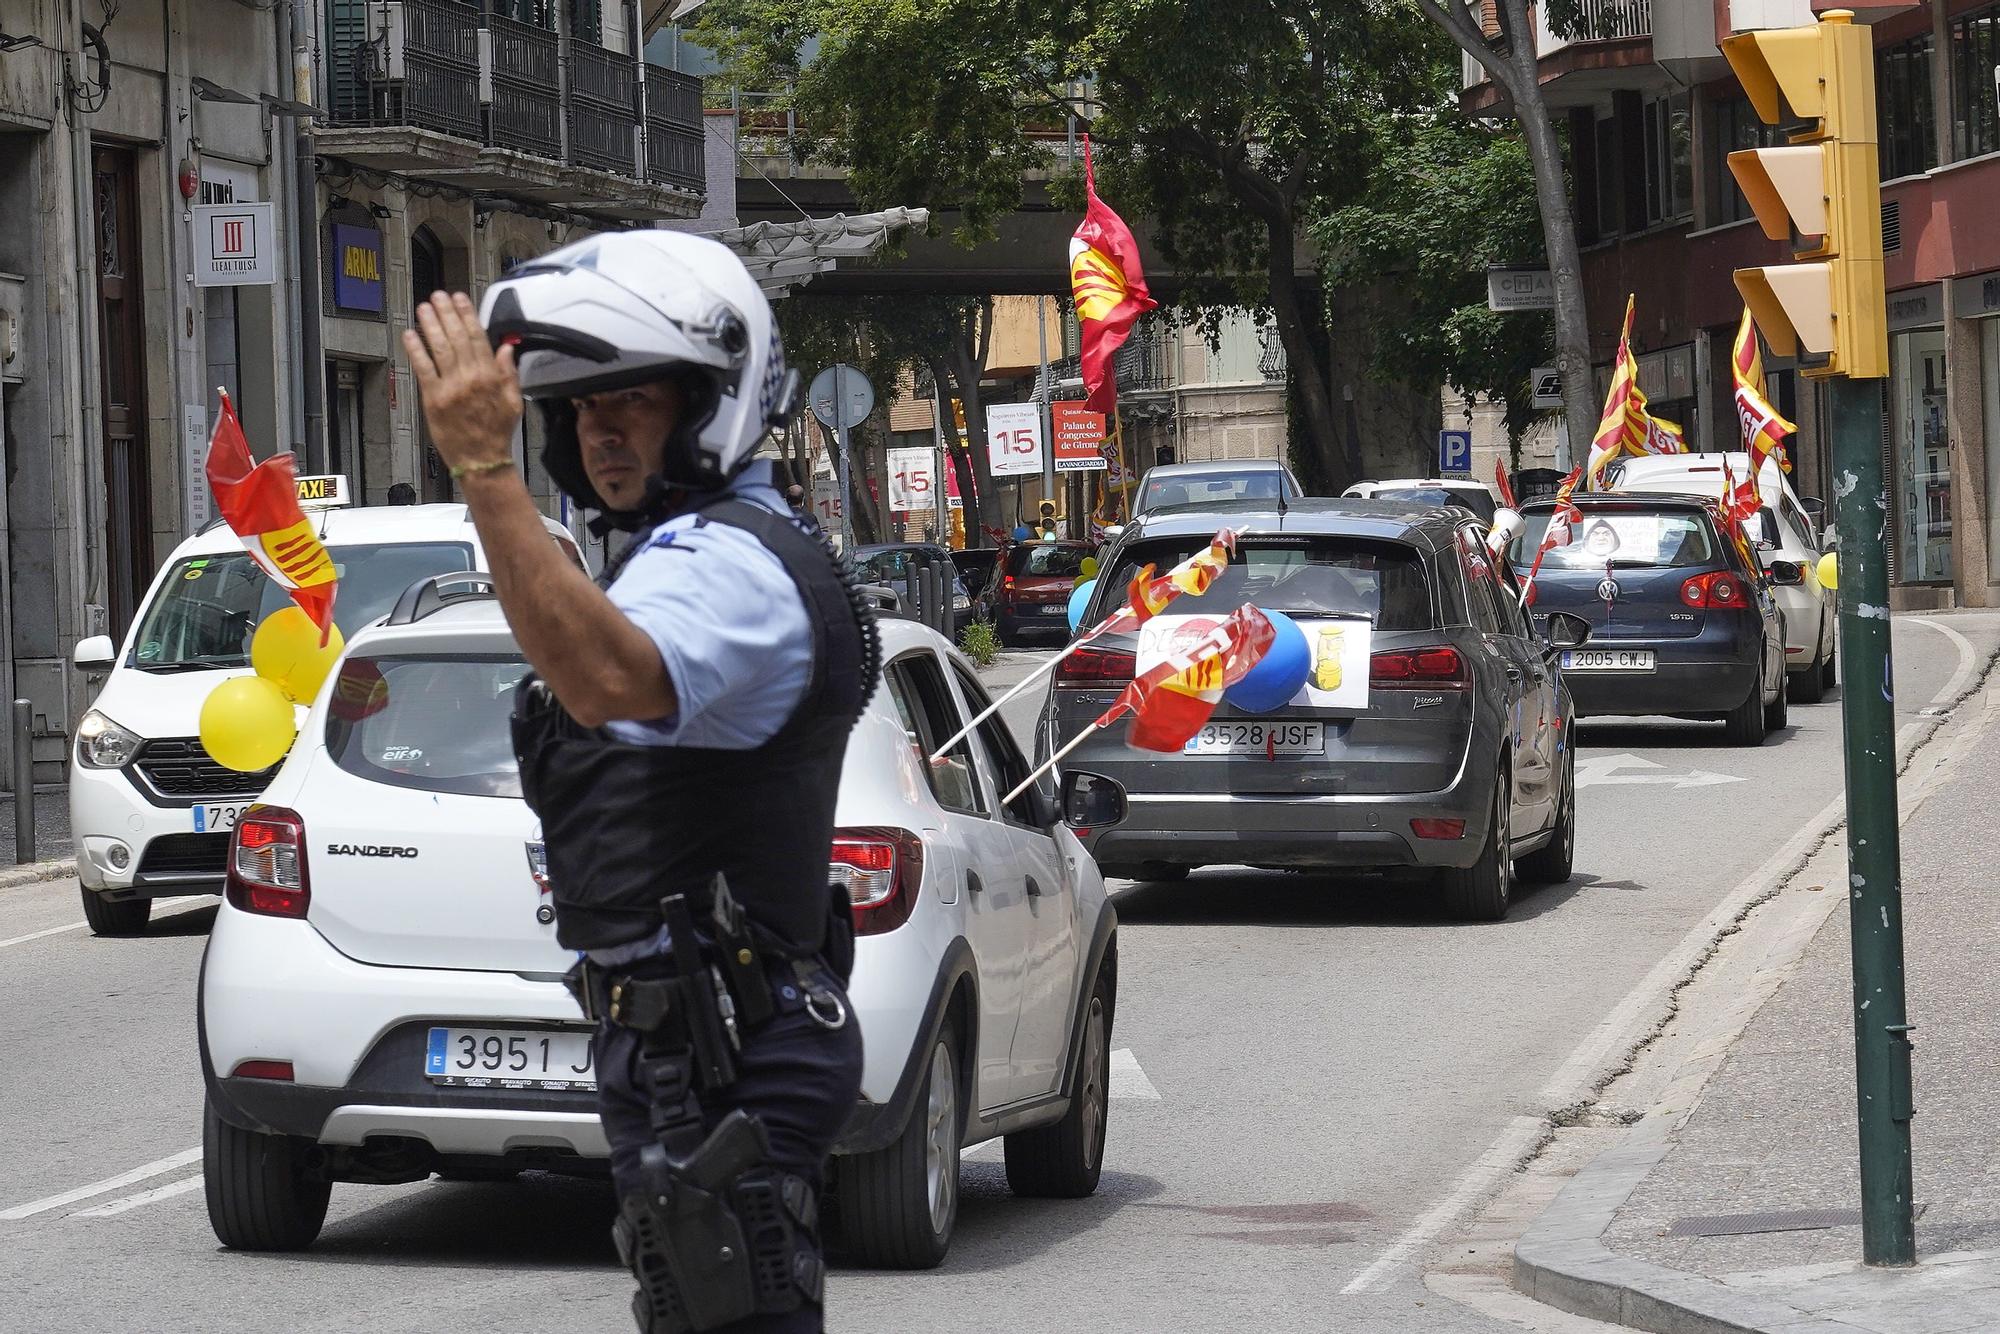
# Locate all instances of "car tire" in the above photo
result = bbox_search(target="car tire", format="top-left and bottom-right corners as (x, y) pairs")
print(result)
(1723, 672), (1769, 746)
(1005, 964), (1112, 1199)
(1443, 773), (1512, 922)
(1763, 669), (1789, 732)
(80, 887), (151, 937)
(203, 1095), (331, 1251)
(832, 1024), (961, 1269)
(1821, 644), (1837, 692)
(1139, 863), (1190, 883)
(1516, 739), (1575, 886)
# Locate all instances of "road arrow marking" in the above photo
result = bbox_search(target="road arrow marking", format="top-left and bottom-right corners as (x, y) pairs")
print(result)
(1575, 752), (1744, 791)
(1110, 1048), (1160, 1099)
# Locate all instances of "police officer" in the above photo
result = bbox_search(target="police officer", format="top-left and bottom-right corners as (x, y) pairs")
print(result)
(402, 231), (875, 1333)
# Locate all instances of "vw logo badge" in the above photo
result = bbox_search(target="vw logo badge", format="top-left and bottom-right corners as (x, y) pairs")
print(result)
(1596, 577), (1619, 603)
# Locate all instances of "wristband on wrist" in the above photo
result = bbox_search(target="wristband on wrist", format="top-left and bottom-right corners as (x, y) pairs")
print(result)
(448, 457), (514, 480)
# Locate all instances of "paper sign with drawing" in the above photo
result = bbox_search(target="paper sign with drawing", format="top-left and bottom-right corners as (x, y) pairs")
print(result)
(1138, 613), (1371, 713)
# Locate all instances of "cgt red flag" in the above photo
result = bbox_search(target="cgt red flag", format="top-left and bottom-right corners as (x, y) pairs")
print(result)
(1068, 136), (1157, 416)
(204, 389), (339, 642)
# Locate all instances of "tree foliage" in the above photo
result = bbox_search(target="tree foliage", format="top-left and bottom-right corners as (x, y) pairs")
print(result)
(1316, 110), (1553, 446)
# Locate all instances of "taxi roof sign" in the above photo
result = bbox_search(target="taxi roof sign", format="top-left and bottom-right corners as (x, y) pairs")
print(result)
(295, 475), (351, 509)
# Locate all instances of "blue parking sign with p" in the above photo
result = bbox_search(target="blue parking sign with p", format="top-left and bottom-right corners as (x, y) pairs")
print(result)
(1438, 429), (1473, 477)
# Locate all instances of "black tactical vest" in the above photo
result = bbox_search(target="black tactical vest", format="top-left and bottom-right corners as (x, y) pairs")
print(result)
(511, 497), (871, 958)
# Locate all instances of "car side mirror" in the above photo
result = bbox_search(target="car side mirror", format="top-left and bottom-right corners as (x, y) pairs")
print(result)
(72, 634), (116, 671)
(1060, 769), (1128, 831)
(1767, 559), (1805, 587)
(1542, 612), (1591, 651)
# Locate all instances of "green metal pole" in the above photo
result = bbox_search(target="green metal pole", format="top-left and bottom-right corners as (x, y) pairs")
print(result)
(1828, 372), (1916, 1267)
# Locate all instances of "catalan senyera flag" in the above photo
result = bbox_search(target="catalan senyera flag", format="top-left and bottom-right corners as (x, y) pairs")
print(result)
(1097, 604), (1277, 753)
(1719, 457), (1763, 571)
(205, 389), (338, 643)
(1519, 466), (1584, 602)
(1069, 136), (1157, 416)
(1494, 459), (1518, 512)
(1088, 528), (1239, 640)
(1732, 308), (1797, 484)
(1585, 296), (1688, 489)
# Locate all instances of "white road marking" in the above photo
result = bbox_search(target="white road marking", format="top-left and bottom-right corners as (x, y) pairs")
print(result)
(0, 1147), (203, 1221)
(1338, 1115), (1547, 1295)
(1109, 1048), (1160, 1099)
(0, 896), (218, 951)
(1574, 753), (1743, 791)
(1909, 616), (1978, 708)
(72, 1175), (204, 1218)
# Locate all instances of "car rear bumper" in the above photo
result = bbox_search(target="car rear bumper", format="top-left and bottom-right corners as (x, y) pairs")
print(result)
(999, 604), (1071, 637)
(1564, 656), (1758, 717)
(1079, 786), (1491, 872)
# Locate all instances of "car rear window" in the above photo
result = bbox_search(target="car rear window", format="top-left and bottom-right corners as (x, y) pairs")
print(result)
(324, 655), (531, 797)
(1373, 487), (1496, 523)
(1138, 470), (1285, 512)
(1100, 537), (1434, 630)
(1513, 509), (1718, 570)
(1007, 545), (1091, 577)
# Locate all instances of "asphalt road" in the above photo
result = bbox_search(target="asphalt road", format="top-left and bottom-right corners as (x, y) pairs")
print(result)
(2, 613), (1995, 1333)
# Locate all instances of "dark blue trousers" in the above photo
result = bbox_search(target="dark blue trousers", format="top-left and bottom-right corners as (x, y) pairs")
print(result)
(594, 960), (864, 1333)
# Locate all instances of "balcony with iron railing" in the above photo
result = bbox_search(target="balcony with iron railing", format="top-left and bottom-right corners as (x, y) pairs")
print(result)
(321, 0), (705, 215)
(1460, 0), (1655, 107)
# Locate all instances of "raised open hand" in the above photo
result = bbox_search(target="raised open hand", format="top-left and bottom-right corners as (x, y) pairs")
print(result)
(402, 291), (523, 475)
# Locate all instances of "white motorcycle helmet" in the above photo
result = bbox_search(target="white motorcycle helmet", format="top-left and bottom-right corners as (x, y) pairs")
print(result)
(479, 231), (800, 524)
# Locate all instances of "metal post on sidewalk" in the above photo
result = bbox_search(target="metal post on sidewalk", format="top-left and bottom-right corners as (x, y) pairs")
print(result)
(12, 698), (34, 866)
(1829, 373), (1916, 1266)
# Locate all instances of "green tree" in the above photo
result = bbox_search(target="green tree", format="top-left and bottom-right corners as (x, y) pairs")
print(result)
(1316, 109), (1554, 449)
(1414, 0), (1603, 450)
(695, 0), (1455, 491)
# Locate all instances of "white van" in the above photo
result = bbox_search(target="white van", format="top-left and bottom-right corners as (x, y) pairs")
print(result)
(1606, 452), (1836, 701)
(67, 481), (581, 935)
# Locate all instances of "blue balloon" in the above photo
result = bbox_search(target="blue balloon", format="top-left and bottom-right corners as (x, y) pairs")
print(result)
(1012, 525), (1032, 541)
(1067, 579), (1099, 632)
(1224, 610), (1312, 713)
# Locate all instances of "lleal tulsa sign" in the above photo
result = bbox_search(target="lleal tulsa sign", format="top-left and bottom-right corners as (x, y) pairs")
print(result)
(194, 203), (276, 288)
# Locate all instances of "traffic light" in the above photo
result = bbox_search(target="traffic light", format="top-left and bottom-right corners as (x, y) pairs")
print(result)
(1039, 499), (1058, 522)
(1721, 10), (1886, 379)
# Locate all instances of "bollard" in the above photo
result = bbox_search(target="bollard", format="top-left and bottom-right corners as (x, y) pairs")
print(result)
(13, 698), (33, 866)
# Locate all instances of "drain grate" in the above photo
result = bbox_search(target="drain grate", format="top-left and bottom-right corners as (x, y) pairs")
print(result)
(1668, 1203), (1927, 1238)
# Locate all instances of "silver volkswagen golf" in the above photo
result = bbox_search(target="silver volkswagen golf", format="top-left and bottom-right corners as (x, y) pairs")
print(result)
(1040, 499), (1585, 920)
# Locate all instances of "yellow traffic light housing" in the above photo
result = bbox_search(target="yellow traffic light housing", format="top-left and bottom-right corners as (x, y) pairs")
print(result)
(1039, 499), (1058, 520)
(1721, 10), (1887, 380)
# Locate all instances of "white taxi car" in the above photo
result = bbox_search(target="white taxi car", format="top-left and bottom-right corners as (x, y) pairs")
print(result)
(68, 481), (580, 935)
(198, 578), (1124, 1269)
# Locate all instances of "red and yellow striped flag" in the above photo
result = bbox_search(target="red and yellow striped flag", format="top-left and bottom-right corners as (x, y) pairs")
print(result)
(1733, 308), (1797, 484)
(1585, 296), (1687, 489)
(205, 390), (339, 642)
(1091, 529), (1238, 639)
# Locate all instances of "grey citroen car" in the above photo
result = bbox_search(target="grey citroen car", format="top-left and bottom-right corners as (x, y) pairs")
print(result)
(1041, 499), (1587, 920)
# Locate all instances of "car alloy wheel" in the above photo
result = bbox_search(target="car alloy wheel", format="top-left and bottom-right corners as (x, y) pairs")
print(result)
(925, 1038), (958, 1234)
(1079, 995), (1108, 1172)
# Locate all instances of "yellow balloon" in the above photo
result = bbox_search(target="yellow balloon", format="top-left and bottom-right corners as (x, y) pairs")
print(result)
(1817, 552), (1839, 591)
(200, 676), (298, 773)
(252, 607), (346, 704)
(1080, 556), (1099, 579)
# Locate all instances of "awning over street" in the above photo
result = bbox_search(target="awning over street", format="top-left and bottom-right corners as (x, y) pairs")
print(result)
(689, 208), (932, 298)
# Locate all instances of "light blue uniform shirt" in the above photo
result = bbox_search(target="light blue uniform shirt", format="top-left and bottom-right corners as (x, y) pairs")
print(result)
(601, 461), (815, 749)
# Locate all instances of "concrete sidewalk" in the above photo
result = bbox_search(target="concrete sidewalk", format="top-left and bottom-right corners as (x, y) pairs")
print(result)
(1516, 643), (2000, 1332)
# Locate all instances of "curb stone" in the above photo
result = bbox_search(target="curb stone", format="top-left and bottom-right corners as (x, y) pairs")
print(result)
(1511, 657), (2000, 1334)
(0, 858), (77, 890)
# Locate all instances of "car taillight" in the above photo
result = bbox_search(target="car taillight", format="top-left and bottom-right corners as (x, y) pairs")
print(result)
(1410, 818), (1466, 840)
(226, 806), (310, 919)
(1056, 645), (1136, 687)
(229, 1059), (296, 1081)
(1680, 572), (1749, 609)
(829, 828), (924, 936)
(1370, 646), (1470, 689)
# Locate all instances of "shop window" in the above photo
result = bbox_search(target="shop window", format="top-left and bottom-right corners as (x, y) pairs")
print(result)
(1877, 34), (1938, 179)
(1891, 330), (1950, 583)
(1706, 96), (1781, 227)
(1951, 4), (2000, 161)
(1642, 92), (1692, 226)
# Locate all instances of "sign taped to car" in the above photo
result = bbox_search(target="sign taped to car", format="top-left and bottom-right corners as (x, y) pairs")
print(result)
(1292, 617), (1373, 711)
